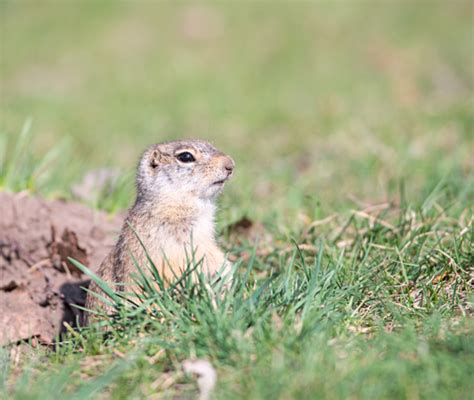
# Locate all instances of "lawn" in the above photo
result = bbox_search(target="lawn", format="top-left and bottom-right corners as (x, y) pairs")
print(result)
(1, 1), (473, 399)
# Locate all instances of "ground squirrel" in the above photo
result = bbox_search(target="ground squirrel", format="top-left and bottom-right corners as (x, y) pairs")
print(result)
(85, 139), (235, 321)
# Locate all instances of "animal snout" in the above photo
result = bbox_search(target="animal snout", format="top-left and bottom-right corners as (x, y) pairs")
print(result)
(222, 156), (235, 176)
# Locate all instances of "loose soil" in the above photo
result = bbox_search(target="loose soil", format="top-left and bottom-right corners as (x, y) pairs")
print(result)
(0, 191), (122, 346)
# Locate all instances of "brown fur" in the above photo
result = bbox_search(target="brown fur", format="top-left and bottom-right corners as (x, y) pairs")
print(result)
(84, 139), (234, 323)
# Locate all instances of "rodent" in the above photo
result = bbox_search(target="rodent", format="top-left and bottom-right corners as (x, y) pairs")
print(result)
(84, 139), (235, 322)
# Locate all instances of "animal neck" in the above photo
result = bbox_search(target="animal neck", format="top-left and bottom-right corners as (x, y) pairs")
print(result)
(131, 194), (217, 243)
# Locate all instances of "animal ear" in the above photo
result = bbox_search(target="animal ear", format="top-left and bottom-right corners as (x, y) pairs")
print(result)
(150, 149), (162, 168)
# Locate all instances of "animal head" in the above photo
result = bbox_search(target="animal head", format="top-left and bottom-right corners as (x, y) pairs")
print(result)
(136, 139), (235, 202)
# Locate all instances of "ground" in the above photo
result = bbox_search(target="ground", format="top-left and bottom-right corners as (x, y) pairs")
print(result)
(0, 2), (473, 399)
(0, 191), (121, 345)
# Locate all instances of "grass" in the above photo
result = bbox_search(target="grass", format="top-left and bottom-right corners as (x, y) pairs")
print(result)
(1, 1), (473, 399)
(2, 201), (473, 399)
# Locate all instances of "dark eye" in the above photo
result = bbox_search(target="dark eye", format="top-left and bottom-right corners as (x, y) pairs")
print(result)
(176, 152), (195, 163)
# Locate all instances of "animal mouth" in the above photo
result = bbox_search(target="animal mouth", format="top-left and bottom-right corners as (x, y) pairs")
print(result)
(212, 170), (233, 186)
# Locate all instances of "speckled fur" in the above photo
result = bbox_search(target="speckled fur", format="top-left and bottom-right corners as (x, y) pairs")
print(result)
(85, 139), (234, 322)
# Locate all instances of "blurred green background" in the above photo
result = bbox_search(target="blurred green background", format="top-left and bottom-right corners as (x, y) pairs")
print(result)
(1, 1), (473, 217)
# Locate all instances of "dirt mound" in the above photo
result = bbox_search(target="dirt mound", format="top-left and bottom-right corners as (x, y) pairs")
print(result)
(0, 191), (123, 346)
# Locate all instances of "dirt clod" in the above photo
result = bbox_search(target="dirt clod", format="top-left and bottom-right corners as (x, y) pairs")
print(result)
(0, 191), (122, 346)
